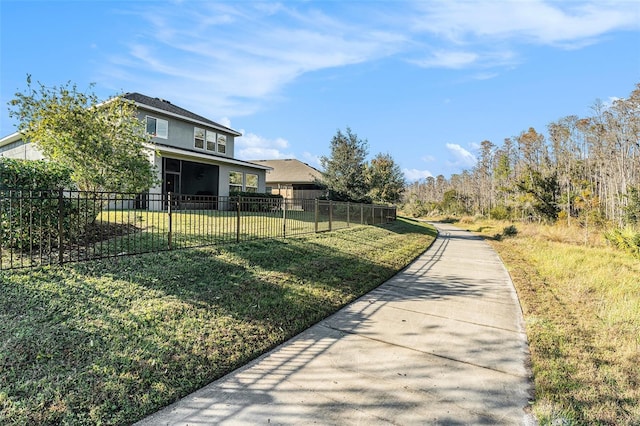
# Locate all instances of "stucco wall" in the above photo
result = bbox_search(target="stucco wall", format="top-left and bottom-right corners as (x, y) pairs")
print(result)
(137, 109), (235, 158)
(0, 139), (45, 160)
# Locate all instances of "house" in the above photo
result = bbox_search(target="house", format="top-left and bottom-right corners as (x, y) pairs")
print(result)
(0, 93), (270, 207)
(249, 158), (325, 200)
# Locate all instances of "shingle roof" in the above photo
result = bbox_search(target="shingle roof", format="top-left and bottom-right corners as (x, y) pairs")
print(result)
(250, 159), (323, 184)
(122, 92), (241, 136)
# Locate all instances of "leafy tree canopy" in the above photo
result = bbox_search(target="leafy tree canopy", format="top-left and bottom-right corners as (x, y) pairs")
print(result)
(319, 127), (370, 203)
(366, 153), (405, 204)
(9, 75), (157, 193)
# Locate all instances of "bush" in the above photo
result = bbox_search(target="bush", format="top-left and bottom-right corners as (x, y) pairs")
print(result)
(229, 191), (283, 212)
(0, 158), (88, 250)
(503, 224), (518, 237)
(604, 227), (640, 258)
(490, 205), (512, 220)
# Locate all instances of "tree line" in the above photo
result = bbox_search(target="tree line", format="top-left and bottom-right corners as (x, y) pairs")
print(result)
(403, 83), (640, 230)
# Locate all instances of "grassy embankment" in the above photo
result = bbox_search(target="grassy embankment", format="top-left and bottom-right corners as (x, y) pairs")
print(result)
(0, 217), (436, 425)
(459, 218), (639, 425)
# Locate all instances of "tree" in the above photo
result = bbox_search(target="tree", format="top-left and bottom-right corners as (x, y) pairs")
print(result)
(9, 76), (157, 193)
(319, 127), (369, 202)
(366, 153), (405, 204)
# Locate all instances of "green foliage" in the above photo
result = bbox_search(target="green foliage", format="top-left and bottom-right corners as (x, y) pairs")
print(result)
(0, 157), (73, 190)
(8, 76), (157, 193)
(366, 153), (405, 204)
(440, 189), (469, 215)
(516, 168), (560, 222)
(229, 192), (283, 212)
(502, 224), (518, 236)
(604, 227), (640, 258)
(623, 186), (640, 225)
(0, 158), (87, 250)
(490, 204), (512, 220)
(319, 127), (370, 203)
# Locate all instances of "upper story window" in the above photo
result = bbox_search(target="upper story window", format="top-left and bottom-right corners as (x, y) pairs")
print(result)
(194, 127), (205, 149)
(217, 134), (227, 154)
(206, 131), (216, 152)
(146, 116), (168, 139)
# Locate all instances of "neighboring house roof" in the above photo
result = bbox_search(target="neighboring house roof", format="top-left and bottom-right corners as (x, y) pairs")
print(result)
(250, 159), (322, 184)
(122, 92), (242, 137)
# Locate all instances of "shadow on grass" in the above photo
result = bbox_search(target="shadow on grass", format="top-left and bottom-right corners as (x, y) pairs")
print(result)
(0, 218), (439, 425)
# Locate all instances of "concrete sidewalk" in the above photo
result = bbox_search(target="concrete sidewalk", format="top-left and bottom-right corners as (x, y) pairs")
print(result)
(136, 222), (535, 425)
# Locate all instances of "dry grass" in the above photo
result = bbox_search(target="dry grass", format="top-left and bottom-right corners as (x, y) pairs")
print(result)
(459, 218), (640, 425)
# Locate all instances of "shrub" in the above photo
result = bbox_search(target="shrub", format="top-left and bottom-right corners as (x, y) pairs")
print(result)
(490, 204), (512, 220)
(0, 158), (89, 250)
(604, 227), (640, 258)
(229, 192), (283, 212)
(503, 224), (518, 237)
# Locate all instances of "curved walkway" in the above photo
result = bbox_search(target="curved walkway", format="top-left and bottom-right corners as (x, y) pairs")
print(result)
(136, 222), (535, 425)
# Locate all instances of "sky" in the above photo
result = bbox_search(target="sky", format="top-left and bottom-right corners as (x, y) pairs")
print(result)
(1, 1), (639, 181)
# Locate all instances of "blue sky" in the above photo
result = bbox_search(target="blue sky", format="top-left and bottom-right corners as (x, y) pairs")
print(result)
(1, 1), (639, 180)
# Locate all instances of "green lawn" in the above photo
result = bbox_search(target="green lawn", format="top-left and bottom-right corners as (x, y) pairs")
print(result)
(0, 218), (436, 425)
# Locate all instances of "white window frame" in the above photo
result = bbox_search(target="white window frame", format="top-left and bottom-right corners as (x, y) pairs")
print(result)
(194, 127), (205, 149)
(146, 116), (168, 139)
(206, 131), (216, 152)
(217, 134), (227, 154)
(245, 173), (258, 193)
(229, 171), (243, 193)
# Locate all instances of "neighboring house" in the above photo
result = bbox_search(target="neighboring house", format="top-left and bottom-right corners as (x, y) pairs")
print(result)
(0, 92), (270, 208)
(250, 158), (325, 200)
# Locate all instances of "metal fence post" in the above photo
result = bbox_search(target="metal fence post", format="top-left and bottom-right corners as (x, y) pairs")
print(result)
(328, 200), (332, 231)
(282, 198), (287, 238)
(360, 203), (364, 225)
(167, 192), (173, 250)
(314, 199), (319, 233)
(58, 188), (64, 265)
(346, 202), (350, 227)
(236, 197), (241, 243)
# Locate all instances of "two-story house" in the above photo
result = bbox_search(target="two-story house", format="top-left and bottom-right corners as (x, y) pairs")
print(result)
(0, 92), (270, 206)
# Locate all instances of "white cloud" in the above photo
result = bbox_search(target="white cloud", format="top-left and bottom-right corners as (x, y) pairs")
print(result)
(411, 1), (639, 46)
(446, 143), (476, 168)
(235, 131), (294, 161)
(410, 50), (478, 69)
(301, 152), (323, 170)
(403, 168), (433, 182)
(421, 155), (436, 162)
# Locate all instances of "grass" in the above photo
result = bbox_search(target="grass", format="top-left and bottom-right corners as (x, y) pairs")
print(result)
(0, 217), (436, 425)
(459, 218), (640, 425)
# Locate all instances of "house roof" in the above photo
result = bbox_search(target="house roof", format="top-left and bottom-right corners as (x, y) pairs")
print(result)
(122, 92), (242, 136)
(250, 159), (323, 184)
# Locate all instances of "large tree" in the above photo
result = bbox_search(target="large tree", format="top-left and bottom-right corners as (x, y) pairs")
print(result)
(9, 76), (157, 193)
(319, 127), (369, 202)
(366, 152), (405, 204)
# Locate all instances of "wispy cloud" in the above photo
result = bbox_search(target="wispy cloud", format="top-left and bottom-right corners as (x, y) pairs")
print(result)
(403, 168), (433, 182)
(410, 1), (639, 46)
(446, 143), (476, 168)
(235, 131), (294, 161)
(101, 2), (406, 119)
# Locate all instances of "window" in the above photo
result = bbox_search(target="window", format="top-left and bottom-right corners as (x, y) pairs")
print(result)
(229, 171), (243, 193)
(146, 116), (168, 139)
(206, 131), (216, 152)
(194, 127), (205, 149)
(217, 134), (226, 154)
(245, 173), (258, 193)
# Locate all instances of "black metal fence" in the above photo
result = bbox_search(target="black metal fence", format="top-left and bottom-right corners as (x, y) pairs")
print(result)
(0, 189), (397, 270)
